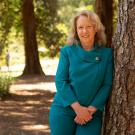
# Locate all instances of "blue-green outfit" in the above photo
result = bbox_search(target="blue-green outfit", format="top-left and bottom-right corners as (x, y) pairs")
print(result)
(49, 44), (113, 135)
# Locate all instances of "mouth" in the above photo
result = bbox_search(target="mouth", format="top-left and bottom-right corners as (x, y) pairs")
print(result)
(82, 36), (89, 38)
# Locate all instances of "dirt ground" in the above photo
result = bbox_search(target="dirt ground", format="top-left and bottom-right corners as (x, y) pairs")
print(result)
(0, 75), (56, 135)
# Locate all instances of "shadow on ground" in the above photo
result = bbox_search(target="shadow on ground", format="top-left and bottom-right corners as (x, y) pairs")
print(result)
(0, 76), (56, 135)
(15, 75), (55, 84)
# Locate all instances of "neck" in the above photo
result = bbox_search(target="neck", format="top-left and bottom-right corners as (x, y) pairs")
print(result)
(81, 39), (94, 51)
(81, 43), (94, 51)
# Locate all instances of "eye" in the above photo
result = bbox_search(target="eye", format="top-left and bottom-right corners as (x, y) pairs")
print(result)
(78, 26), (83, 30)
(87, 26), (93, 28)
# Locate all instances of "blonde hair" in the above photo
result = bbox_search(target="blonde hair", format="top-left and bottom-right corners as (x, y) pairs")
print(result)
(67, 10), (106, 46)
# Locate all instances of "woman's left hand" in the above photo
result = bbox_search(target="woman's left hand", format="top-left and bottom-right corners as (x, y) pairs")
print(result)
(88, 106), (97, 115)
(74, 106), (97, 125)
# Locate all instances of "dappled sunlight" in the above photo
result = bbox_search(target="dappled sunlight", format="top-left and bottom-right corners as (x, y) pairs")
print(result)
(0, 58), (58, 78)
(19, 124), (51, 134)
(10, 82), (56, 92)
(10, 75), (56, 93)
(26, 100), (41, 104)
(21, 124), (49, 130)
(0, 78), (55, 135)
(47, 99), (53, 103)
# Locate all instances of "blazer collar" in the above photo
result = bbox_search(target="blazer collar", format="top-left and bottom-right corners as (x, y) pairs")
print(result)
(75, 43), (101, 63)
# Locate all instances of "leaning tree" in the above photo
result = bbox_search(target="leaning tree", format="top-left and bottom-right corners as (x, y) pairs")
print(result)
(104, 0), (135, 134)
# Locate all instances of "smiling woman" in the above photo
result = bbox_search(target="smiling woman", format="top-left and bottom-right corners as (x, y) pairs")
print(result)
(76, 15), (96, 51)
(49, 10), (113, 135)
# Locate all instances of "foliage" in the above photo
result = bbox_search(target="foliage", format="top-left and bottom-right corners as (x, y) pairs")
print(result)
(58, 0), (94, 27)
(35, 0), (64, 57)
(0, 72), (14, 98)
(0, 0), (21, 55)
(0, 0), (95, 59)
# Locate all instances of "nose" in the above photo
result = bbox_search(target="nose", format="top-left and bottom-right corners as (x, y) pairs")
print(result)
(82, 27), (88, 33)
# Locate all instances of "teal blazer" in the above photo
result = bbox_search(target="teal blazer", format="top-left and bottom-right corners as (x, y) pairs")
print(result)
(53, 44), (113, 112)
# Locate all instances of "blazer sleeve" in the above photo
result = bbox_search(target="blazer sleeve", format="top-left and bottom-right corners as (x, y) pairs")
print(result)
(55, 48), (78, 107)
(90, 49), (113, 112)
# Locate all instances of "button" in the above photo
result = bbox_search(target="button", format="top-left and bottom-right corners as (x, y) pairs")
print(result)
(95, 56), (100, 61)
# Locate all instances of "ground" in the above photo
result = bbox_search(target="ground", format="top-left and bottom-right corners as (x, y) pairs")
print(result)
(0, 75), (56, 135)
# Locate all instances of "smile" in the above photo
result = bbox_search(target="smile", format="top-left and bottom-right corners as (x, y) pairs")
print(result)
(82, 36), (89, 38)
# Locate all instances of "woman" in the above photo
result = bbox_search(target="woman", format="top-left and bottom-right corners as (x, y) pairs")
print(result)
(49, 10), (113, 135)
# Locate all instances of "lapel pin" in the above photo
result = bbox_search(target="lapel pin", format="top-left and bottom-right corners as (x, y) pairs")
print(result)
(95, 56), (100, 61)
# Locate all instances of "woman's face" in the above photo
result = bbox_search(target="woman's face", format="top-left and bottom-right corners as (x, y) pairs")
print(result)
(76, 15), (96, 46)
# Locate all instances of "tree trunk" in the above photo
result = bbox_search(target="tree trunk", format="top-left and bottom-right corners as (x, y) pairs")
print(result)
(103, 0), (135, 134)
(95, 0), (113, 46)
(22, 0), (44, 76)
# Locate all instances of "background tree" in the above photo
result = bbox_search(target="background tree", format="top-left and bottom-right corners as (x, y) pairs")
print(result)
(22, 0), (44, 76)
(103, 0), (135, 134)
(0, 0), (95, 76)
(95, 0), (114, 46)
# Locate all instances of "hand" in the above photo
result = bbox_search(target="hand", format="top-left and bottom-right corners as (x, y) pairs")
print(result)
(71, 102), (92, 125)
(74, 106), (97, 125)
(74, 115), (86, 125)
(74, 114), (92, 125)
(88, 106), (97, 115)
(74, 106), (93, 125)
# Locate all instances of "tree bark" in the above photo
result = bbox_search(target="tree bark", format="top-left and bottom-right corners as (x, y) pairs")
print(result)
(104, 0), (135, 134)
(95, 0), (113, 46)
(22, 0), (44, 76)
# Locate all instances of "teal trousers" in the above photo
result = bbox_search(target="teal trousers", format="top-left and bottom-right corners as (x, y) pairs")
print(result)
(49, 105), (103, 135)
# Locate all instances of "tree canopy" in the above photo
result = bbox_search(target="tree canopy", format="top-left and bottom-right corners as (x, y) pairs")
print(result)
(0, 0), (95, 57)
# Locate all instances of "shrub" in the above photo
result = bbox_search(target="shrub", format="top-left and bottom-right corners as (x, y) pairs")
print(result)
(0, 73), (14, 99)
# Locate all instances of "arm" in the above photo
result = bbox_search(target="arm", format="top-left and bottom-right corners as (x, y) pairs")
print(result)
(55, 48), (78, 107)
(89, 49), (113, 112)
